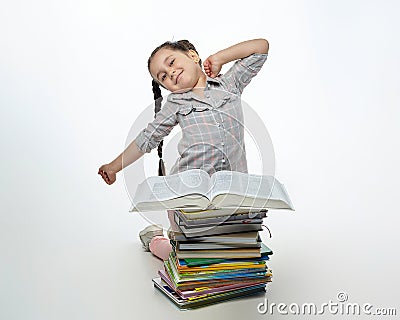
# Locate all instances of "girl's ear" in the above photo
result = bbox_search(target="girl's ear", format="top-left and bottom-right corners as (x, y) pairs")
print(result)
(188, 49), (200, 63)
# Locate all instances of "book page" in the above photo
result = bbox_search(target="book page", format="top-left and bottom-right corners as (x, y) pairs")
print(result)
(209, 171), (293, 209)
(209, 171), (274, 199)
(132, 169), (210, 204)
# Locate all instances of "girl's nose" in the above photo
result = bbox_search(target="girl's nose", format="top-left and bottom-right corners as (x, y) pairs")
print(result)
(169, 69), (175, 78)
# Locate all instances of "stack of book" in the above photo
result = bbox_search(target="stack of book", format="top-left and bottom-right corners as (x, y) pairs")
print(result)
(152, 208), (274, 309)
(130, 169), (294, 309)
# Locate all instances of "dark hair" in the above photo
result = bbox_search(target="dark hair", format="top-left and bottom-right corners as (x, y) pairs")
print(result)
(148, 40), (201, 176)
(147, 40), (202, 75)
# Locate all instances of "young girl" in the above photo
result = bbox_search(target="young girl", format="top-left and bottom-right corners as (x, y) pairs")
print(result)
(98, 38), (269, 260)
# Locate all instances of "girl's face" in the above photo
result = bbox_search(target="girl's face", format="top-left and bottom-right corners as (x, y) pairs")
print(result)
(149, 48), (204, 93)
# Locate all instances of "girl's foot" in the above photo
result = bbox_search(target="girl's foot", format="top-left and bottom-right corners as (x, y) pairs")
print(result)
(139, 224), (163, 251)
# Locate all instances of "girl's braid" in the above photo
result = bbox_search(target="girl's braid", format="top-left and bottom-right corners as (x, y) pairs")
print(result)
(152, 79), (166, 176)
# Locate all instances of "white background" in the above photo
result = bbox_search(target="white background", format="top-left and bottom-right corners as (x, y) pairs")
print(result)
(1, 1), (399, 319)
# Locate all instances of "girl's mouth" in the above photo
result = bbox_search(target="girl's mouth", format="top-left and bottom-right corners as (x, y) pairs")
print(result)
(176, 71), (183, 84)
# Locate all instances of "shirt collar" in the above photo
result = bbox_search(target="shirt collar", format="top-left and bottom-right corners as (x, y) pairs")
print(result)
(206, 75), (222, 85)
(169, 75), (221, 101)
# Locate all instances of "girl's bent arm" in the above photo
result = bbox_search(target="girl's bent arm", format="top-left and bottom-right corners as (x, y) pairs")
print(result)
(204, 38), (269, 78)
(214, 38), (269, 64)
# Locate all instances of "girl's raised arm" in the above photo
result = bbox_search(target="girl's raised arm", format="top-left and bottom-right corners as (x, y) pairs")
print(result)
(204, 38), (269, 78)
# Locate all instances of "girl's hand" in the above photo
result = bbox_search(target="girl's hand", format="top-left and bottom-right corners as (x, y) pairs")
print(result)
(98, 164), (117, 185)
(203, 55), (222, 78)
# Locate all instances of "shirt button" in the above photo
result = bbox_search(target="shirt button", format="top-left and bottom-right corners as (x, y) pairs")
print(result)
(221, 142), (225, 146)
(216, 122), (220, 127)
(222, 159), (226, 163)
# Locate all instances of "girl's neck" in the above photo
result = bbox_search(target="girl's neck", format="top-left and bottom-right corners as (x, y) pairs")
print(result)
(191, 72), (207, 97)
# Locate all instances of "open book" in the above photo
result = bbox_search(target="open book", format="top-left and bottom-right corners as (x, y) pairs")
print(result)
(130, 169), (294, 212)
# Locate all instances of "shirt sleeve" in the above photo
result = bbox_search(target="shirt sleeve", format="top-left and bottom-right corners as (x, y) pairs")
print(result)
(134, 101), (179, 153)
(221, 53), (268, 94)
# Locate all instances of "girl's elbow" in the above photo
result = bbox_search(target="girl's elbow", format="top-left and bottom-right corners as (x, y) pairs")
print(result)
(258, 38), (269, 54)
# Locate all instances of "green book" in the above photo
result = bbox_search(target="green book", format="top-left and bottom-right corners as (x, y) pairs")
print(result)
(182, 243), (273, 266)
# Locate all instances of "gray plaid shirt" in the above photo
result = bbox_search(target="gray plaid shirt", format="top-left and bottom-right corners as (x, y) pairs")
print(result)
(135, 53), (268, 175)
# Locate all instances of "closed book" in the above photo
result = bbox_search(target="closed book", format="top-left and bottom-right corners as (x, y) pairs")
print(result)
(175, 247), (262, 259)
(177, 218), (263, 230)
(174, 211), (265, 228)
(152, 277), (266, 310)
(179, 243), (274, 266)
(178, 222), (262, 238)
(176, 208), (268, 222)
(171, 231), (261, 244)
(175, 241), (261, 250)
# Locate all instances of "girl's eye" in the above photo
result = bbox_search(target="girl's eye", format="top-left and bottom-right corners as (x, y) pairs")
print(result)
(161, 74), (166, 81)
(169, 59), (175, 66)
